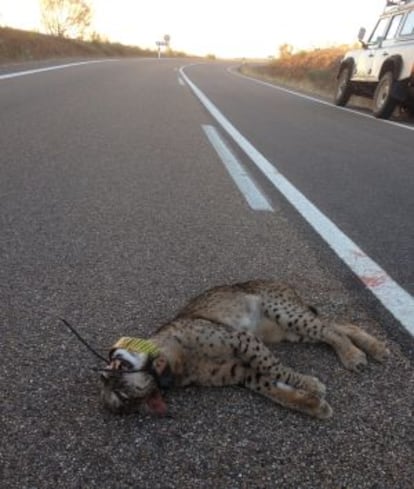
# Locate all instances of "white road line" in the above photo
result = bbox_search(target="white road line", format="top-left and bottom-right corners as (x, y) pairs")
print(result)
(178, 76), (185, 86)
(0, 60), (112, 81)
(180, 64), (414, 336)
(202, 124), (273, 212)
(229, 66), (414, 133)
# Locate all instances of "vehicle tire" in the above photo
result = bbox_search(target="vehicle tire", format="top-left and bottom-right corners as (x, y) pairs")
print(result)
(334, 67), (353, 106)
(372, 71), (398, 119)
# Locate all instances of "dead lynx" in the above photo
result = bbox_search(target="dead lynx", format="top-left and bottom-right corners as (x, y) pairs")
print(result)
(100, 280), (389, 419)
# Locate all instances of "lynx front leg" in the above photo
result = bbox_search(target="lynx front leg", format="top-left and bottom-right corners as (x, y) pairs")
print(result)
(231, 331), (326, 397)
(244, 369), (333, 419)
(191, 359), (332, 419)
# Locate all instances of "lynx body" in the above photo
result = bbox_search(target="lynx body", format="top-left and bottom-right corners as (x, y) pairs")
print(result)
(101, 280), (389, 419)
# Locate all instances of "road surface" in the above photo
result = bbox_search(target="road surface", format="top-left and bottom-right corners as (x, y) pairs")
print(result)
(1, 58), (413, 489)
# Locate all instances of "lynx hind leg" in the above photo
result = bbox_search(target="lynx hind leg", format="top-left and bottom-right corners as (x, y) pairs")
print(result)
(244, 371), (333, 419)
(301, 319), (390, 371)
(254, 284), (390, 371)
(334, 323), (390, 363)
(253, 288), (363, 370)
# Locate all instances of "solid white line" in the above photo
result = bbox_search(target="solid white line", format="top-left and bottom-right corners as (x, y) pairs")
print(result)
(0, 60), (112, 81)
(178, 76), (185, 86)
(228, 66), (334, 107)
(202, 124), (273, 212)
(180, 64), (414, 336)
(229, 66), (414, 133)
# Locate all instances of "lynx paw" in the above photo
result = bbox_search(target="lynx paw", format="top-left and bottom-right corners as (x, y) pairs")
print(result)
(342, 348), (368, 372)
(370, 341), (390, 363)
(302, 375), (327, 397)
(315, 399), (333, 419)
(300, 391), (333, 419)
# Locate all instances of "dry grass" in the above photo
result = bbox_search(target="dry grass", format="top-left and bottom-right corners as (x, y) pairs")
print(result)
(240, 46), (351, 98)
(0, 27), (157, 64)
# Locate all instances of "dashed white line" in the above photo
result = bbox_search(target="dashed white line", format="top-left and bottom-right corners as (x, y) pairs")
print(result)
(0, 60), (113, 81)
(202, 124), (273, 212)
(180, 64), (414, 336)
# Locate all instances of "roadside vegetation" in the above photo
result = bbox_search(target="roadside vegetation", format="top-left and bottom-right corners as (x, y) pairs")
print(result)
(240, 44), (352, 98)
(0, 26), (159, 63)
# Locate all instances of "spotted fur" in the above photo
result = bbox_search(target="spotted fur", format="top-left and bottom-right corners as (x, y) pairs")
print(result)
(100, 280), (389, 419)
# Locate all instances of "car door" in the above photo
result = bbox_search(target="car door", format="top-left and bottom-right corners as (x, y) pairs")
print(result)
(371, 13), (405, 80)
(355, 16), (391, 80)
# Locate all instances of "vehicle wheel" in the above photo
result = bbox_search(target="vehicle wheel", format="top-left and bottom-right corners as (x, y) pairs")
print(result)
(373, 71), (398, 119)
(334, 67), (353, 106)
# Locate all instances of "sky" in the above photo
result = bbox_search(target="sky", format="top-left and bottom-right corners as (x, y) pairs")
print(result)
(1, 0), (386, 58)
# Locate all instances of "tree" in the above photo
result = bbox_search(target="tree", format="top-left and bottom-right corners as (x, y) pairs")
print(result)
(40, 0), (92, 38)
(278, 43), (294, 59)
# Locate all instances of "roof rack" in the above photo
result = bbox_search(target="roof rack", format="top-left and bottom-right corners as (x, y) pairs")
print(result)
(386, 0), (413, 6)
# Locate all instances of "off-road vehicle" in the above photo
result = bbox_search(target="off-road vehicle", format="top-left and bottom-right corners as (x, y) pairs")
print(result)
(334, 0), (414, 118)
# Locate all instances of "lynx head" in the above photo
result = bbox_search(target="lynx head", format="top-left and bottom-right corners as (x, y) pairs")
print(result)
(100, 338), (172, 415)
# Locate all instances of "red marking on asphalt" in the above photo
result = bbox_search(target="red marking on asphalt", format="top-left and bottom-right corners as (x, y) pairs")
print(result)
(360, 274), (388, 288)
(352, 250), (367, 258)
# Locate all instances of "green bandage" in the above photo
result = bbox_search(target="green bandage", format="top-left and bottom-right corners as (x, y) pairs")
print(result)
(112, 337), (160, 357)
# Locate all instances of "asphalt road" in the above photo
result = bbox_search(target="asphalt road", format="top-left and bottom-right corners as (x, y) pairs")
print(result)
(184, 63), (414, 297)
(1, 58), (413, 489)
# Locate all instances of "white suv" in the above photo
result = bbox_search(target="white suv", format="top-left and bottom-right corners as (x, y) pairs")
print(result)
(334, 0), (414, 118)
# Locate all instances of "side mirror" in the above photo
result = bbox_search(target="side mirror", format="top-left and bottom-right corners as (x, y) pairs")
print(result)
(357, 27), (368, 48)
(358, 27), (366, 41)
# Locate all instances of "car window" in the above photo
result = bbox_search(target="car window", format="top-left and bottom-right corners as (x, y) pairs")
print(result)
(385, 14), (404, 39)
(369, 17), (390, 44)
(400, 10), (414, 36)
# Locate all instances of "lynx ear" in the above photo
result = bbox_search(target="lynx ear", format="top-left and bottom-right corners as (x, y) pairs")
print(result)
(151, 355), (174, 389)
